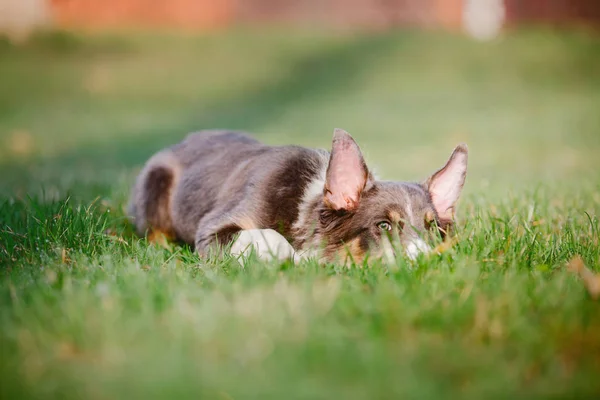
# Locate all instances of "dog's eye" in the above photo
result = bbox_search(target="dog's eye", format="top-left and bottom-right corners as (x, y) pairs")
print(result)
(377, 221), (392, 231)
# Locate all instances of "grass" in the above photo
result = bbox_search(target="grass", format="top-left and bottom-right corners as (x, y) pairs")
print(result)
(1, 27), (600, 399)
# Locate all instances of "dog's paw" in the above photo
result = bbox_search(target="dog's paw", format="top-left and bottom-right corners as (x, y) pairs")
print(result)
(230, 229), (299, 263)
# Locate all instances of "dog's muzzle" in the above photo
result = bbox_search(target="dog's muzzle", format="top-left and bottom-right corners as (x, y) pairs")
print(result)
(381, 236), (431, 263)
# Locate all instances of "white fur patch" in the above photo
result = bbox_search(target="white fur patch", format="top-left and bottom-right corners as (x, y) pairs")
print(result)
(231, 229), (300, 263)
(302, 173), (327, 207)
(405, 238), (431, 260)
(403, 190), (415, 226)
(291, 152), (329, 237)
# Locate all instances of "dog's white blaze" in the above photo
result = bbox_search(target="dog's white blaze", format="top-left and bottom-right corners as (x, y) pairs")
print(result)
(401, 188), (416, 226)
(405, 238), (431, 260)
(302, 175), (326, 206)
(292, 153), (329, 238)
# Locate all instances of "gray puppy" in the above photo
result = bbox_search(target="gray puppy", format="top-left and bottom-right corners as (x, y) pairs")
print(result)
(129, 129), (468, 263)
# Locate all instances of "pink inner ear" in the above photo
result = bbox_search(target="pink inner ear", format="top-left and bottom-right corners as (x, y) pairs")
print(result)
(429, 146), (468, 221)
(324, 129), (369, 211)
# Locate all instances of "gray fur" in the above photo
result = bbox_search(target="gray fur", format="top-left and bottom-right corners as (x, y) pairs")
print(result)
(129, 129), (468, 262)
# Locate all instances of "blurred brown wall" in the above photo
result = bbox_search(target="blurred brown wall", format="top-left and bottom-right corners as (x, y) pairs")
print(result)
(49, 0), (463, 30)
(505, 0), (600, 26)
(48, 0), (600, 30)
(50, 0), (233, 30)
(234, 0), (462, 29)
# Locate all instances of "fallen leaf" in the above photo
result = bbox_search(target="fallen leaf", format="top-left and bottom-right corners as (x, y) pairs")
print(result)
(84, 64), (111, 94)
(7, 129), (34, 156)
(61, 248), (71, 264)
(567, 256), (600, 300)
(219, 391), (234, 400)
(56, 342), (79, 360)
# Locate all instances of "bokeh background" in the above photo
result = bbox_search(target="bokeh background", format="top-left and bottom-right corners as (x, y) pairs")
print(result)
(0, 0), (599, 202)
(2, 3), (600, 398)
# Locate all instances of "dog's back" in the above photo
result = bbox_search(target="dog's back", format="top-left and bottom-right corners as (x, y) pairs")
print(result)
(129, 130), (329, 251)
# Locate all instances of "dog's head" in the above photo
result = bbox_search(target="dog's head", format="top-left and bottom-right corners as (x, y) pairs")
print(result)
(317, 128), (468, 262)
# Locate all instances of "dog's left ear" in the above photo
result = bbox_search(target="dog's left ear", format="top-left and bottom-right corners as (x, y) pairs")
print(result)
(324, 128), (370, 211)
(426, 144), (468, 223)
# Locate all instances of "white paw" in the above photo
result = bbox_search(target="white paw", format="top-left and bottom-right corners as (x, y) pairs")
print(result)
(230, 229), (299, 263)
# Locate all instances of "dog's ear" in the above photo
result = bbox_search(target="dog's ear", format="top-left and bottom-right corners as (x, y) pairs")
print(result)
(426, 144), (468, 223)
(324, 128), (370, 211)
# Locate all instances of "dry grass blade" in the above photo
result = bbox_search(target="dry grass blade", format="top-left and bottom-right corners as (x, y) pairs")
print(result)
(433, 237), (459, 255)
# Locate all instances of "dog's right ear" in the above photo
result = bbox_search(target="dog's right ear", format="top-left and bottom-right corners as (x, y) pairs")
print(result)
(425, 144), (468, 225)
(323, 128), (370, 211)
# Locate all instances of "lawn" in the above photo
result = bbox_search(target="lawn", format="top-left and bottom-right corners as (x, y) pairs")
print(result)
(1, 28), (600, 399)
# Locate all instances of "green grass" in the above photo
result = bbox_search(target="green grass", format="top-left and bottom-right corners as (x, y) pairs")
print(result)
(1, 28), (600, 399)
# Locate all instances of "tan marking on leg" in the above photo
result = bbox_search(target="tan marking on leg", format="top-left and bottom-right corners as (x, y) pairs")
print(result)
(148, 229), (174, 250)
(143, 150), (181, 239)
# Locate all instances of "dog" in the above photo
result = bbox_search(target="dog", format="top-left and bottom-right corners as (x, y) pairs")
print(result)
(128, 129), (468, 263)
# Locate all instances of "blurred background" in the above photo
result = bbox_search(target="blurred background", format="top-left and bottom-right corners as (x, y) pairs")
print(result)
(0, 0), (599, 202)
